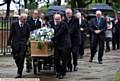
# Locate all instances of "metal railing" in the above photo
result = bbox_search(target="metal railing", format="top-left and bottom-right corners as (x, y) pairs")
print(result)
(0, 17), (18, 55)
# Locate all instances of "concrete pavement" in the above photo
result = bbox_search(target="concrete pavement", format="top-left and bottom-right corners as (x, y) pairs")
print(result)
(0, 49), (120, 81)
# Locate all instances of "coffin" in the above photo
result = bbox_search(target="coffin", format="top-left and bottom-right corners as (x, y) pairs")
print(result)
(31, 41), (54, 57)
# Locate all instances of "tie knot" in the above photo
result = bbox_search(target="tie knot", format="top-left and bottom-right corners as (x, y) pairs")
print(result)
(21, 24), (23, 27)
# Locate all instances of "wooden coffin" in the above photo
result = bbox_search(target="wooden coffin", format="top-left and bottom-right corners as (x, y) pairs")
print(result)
(31, 41), (54, 57)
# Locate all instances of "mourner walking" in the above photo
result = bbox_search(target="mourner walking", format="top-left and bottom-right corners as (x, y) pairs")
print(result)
(50, 13), (71, 79)
(26, 10), (41, 72)
(76, 12), (88, 59)
(7, 13), (30, 78)
(64, 8), (80, 71)
(89, 10), (107, 64)
(105, 16), (113, 52)
(112, 14), (120, 50)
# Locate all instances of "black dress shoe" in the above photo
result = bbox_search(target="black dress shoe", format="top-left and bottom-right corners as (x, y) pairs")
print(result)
(15, 74), (22, 78)
(98, 61), (103, 64)
(58, 75), (64, 79)
(26, 69), (31, 73)
(105, 49), (110, 52)
(67, 67), (72, 72)
(56, 73), (60, 78)
(74, 66), (78, 71)
(89, 59), (92, 62)
(79, 55), (83, 59)
(67, 65), (72, 72)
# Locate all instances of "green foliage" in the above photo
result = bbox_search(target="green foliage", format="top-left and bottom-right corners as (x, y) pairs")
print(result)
(28, 0), (38, 9)
(114, 72), (120, 81)
(112, 2), (120, 10)
(38, 6), (48, 13)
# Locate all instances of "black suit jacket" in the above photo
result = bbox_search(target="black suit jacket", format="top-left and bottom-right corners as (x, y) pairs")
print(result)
(113, 18), (120, 35)
(90, 17), (107, 35)
(8, 21), (30, 47)
(50, 21), (71, 50)
(79, 19), (88, 33)
(64, 16), (80, 46)
(28, 17), (41, 31)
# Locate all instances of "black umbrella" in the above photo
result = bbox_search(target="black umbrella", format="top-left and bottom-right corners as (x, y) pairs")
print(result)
(48, 5), (66, 12)
(45, 10), (65, 16)
(89, 3), (113, 11)
(46, 6), (66, 16)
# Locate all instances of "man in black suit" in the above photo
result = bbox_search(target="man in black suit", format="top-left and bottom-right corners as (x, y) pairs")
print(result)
(8, 13), (30, 78)
(89, 10), (107, 64)
(64, 8), (80, 71)
(26, 10), (41, 72)
(112, 15), (120, 50)
(28, 10), (41, 31)
(51, 14), (71, 79)
(76, 12), (88, 59)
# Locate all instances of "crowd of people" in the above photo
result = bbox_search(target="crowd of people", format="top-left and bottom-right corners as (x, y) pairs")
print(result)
(7, 8), (120, 79)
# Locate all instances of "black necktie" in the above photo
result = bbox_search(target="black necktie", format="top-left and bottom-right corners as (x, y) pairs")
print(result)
(20, 24), (23, 27)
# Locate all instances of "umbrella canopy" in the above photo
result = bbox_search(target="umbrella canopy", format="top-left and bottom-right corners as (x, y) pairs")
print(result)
(89, 3), (113, 11)
(45, 10), (65, 16)
(46, 5), (66, 16)
(48, 5), (66, 12)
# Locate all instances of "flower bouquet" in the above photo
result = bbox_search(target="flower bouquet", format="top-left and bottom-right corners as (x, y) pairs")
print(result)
(30, 27), (54, 57)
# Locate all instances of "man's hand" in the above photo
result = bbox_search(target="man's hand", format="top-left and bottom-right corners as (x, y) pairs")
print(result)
(80, 28), (84, 31)
(95, 30), (101, 34)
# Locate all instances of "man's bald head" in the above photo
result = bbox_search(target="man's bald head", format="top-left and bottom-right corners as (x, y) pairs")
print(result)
(96, 10), (102, 17)
(65, 8), (73, 18)
(53, 14), (62, 24)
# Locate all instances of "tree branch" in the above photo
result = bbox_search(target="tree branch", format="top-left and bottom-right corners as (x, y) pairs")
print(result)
(12, 0), (19, 4)
(0, 2), (6, 6)
(85, 0), (92, 7)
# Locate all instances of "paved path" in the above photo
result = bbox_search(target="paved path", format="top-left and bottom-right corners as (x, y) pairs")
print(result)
(0, 49), (120, 81)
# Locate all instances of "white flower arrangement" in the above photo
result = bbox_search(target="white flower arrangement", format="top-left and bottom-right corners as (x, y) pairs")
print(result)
(30, 27), (54, 42)
(30, 27), (54, 49)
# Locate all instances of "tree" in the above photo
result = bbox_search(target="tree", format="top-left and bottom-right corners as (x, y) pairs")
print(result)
(28, 0), (38, 9)
(98, 0), (102, 3)
(71, 0), (92, 8)
(24, 0), (28, 8)
(1, 0), (12, 17)
(0, 0), (6, 6)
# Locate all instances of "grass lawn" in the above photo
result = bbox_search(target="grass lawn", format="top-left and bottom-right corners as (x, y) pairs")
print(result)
(114, 72), (120, 81)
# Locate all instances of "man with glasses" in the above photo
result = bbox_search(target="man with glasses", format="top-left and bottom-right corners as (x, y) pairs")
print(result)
(26, 10), (41, 72)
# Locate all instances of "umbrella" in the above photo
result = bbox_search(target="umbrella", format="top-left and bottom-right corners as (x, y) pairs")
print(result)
(48, 5), (66, 12)
(45, 10), (65, 16)
(89, 3), (113, 11)
(46, 6), (66, 16)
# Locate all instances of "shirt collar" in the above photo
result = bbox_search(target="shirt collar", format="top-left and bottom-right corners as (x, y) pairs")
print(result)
(19, 20), (22, 25)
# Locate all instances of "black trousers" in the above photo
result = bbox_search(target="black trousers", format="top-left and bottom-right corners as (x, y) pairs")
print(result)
(54, 47), (69, 76)
(67, 46), (79, 69)
(112, 33), (120, 50)
(106, 37), (111, 51)
(90, 35), (105, 61)
(12, 44), (26, 75)
(79, 33), (85, 56)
